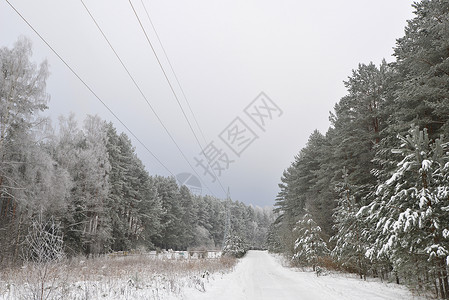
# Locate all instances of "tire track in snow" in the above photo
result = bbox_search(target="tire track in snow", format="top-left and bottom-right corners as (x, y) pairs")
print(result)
(184, 251), (423, 300)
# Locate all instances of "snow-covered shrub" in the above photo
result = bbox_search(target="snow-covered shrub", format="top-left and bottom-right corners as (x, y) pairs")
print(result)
(292, 213), (328, 270)
(222, 235), (248, 258)
(24, 214), (65, 263)
(20, 214), (66, 300)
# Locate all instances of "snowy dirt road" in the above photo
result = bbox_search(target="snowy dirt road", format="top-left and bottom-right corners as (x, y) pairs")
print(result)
(184, 251), (424, 300)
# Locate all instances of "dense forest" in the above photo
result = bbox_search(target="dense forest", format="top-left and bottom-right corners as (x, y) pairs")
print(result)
(0, 37), (273, 265)
(269, 0), (449, 298)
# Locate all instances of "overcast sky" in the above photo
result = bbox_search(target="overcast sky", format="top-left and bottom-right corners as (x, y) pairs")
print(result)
(1, 0), (415, 207)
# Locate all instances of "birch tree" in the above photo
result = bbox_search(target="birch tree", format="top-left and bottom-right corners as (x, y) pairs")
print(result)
(0, 37), (52, 264)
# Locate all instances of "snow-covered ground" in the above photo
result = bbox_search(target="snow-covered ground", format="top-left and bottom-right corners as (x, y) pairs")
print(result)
(0, 255), (232, 300)
(0, 251), (428, 299)
(184, 250), (426, 300)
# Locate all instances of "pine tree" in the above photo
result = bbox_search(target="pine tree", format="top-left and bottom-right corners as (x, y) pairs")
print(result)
(105, 125), (160, 251)
(359, 127), (449, 297)
(55, 115), (111, 255)
(131, 161), (161, 250)
(222, 234), (248, 258)
(392, 0), (449, 138)
(153, 176), (184, 250)
(331, 168), (370, 279)
(81, 115), (111, 255)
(292, 212), (328, 271)
(273, 130), (331, 254)
(179, 185), (197, 249)
(329, 61), (393, 187)
(267, 222), (283, 253)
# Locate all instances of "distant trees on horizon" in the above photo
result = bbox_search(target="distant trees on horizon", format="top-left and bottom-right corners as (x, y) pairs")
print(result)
(0, 37), (273, 265)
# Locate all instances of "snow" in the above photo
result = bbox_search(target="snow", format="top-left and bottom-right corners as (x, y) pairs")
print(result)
(421, 159), (432, 171)
(183, 251), (423, 300)
(443, 228), (449, 238)
(0, 254), (228, 300)
(0, 251), (426, 299)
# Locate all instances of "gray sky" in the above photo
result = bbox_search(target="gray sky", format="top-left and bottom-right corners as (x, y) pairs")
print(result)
(0, 0), (415, 207)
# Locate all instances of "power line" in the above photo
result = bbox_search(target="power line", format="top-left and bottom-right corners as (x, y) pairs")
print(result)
(140, 0), (208, 146)
(128, 0), (228, 195)
(4, 0), (174, 176)
(79, 0), (216, 197)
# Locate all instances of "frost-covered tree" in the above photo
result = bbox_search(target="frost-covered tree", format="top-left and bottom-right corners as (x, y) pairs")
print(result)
(105, 124), (161, 251)
(55, 115), (111, 255)
(359, 127), (449, 297)
(329, 61), (393, 191)
(0, 37), (63, 264)
(79, 115), (111, 254)
(331, 168), (370, 278)
(153, 176), (184, 250)
(0, 37), (48, 160)
(129, 159), (161, 250)
(193, 195), (216, 247)
(203, 195), (225, 248)
(392, 0), (449, 137)
(253, 207), (273, 249)
(179, 185), (197, 249)
(272, 167), (299, 256)
(267, 222), (283, 253)
(0, 38), (273, 261)
(269, 2), (449, 296)
(292, 212), (328, 270)
(273, 130), (332, 254)
(222, 234), (248, 258)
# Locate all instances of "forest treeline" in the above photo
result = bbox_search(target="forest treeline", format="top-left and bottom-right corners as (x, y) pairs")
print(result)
(269, 0), (449, 298)
(0, 37), (272, 265)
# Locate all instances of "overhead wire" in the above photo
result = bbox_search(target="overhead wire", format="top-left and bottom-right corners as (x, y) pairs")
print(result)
(128, 0), (228, 196)
(79, 0), (216, 197)
(4, 0), (175, 176)
(140, 0), (208, 146)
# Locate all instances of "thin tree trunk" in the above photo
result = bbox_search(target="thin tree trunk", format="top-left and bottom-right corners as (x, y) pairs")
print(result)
(0, 176), (4, 217)
(4, 198), (9, 218)
(435, 271), (439, 299)
(441, 259), (449, 299)
(12, 213), (23, 264)
(438, 269), (445, 299)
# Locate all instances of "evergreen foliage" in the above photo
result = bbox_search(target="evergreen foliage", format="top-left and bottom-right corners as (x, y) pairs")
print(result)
(222, 234), (248, 258)
(331, 168), (370, 278)
(292, 212), (328, 270)
(271, 1), (449, 297)
(0, 38), (274, 265)
(358, 127), (449, 295)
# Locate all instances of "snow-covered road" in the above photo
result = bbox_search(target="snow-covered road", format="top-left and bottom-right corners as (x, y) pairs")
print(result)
(184, 251), (424, 300)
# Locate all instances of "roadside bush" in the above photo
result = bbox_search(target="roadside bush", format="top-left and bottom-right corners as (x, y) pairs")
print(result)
(222, 235), (248, 258)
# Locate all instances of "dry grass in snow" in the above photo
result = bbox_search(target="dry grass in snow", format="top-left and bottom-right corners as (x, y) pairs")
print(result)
(0, 254), (237, 300)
